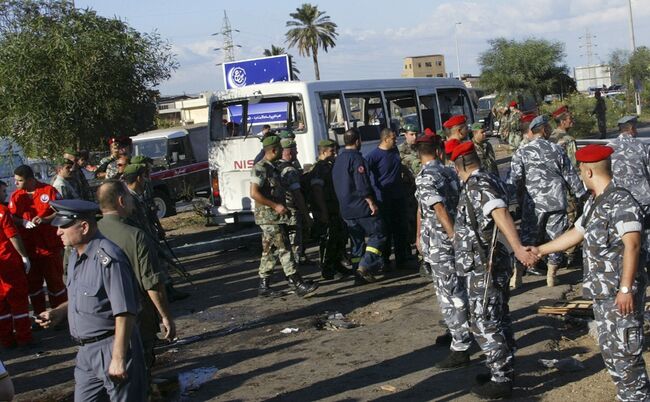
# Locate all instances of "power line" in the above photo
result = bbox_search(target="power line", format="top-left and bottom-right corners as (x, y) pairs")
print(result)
(212, 10), (241, 64)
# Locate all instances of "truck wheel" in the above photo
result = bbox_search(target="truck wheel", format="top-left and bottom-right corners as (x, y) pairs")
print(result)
(153, 190), (176, 218)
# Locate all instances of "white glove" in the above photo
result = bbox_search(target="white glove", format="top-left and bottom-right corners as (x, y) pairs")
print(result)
(21, 257), (31, 275)
(22, 220), (36, 229)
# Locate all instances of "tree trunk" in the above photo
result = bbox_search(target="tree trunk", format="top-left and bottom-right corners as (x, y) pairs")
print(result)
(312, 48), (320, 81)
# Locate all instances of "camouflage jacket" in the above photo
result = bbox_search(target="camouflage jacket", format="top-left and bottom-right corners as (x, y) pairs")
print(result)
(277, 159), (301, 210)
(550, 128), (577, 168)
(609, 133), (650, 207)
(576, 183), (647, 299)
(508, 137), (585, 212)
(98, 156), (119, 179)
(251, 159), (289, 225)
(454, 170), (509, 275)
(398, 142), (420, 174)
(473, 139), (498, 175)
(415, 159), (460, 268)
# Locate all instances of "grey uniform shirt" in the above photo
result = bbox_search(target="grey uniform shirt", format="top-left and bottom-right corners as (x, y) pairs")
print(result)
(67, 233), (140, 339)
(575, 183), (646, 299)
(415, 159), (460, 268)
(609, 133), (650, 207)
(454, 170), (509, 275)
(52, 176), (80, 200)
(508, 137), (585, 212)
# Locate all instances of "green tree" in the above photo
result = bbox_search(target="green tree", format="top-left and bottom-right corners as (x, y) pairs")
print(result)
(608, 47), (650, 110)
(262, 45), (300, 80)
(478, 38), (569, 103)
(285, 3), (337, 81)
(0, 0), (177, 157)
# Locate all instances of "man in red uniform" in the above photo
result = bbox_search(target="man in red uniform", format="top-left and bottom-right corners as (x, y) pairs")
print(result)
(0, 198), (32, 347)
(8, 165), (66, 315)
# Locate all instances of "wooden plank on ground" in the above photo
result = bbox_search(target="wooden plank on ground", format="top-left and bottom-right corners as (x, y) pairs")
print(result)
(538, 299), (650, 316)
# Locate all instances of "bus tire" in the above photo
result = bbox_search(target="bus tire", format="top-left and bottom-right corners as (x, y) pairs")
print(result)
(153, 190), (176, 218)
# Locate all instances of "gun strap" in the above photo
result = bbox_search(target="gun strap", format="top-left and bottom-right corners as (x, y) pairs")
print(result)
(463, 177), (491, 265)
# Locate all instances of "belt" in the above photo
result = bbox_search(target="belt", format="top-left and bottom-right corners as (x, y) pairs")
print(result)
(72, 331), (114, 346)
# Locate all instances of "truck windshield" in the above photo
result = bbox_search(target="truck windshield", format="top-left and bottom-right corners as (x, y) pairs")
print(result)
(134, 140), (167, 159)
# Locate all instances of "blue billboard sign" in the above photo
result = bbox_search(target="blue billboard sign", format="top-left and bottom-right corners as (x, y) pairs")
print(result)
(223, 55), (292, 125)
(223, 55), (291, 90)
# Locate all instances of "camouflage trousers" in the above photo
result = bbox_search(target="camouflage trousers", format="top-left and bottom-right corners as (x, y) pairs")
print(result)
(593, 294), (650, 401)
(258, 224), (297, 278)
(520, 207), (568, 267)
(431, 265), (472, 352)
(508, 132), (522, 150)
(287, 212), (304, 264)
(466, 258), (515, 383)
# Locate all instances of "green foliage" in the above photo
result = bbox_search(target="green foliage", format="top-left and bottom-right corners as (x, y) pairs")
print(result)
(285, 3), (337, 81)
(608, 47), (650, 112)
(540, 94), (626, 138)
(0, 0), (177, 157)
(262, 45), (300, 80)
(479, 38), (570, 103)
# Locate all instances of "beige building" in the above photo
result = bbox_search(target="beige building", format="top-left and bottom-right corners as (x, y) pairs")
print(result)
(401, 55), (446, 78)
(156, 92), (211, 126)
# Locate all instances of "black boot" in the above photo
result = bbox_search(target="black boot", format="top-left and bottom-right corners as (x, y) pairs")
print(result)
(435, 350), (470, 369)
(166, 283), (189, 302)
(287, 274), (318, 297)
(471, 380), (513, 399)
(258, 277), (279, 297)
(475, 372), (492, 385)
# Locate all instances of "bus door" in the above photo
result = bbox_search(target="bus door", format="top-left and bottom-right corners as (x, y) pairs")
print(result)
(342, 91), (387, 150)
(318, 92), (347, 146)
(384, 90), (422, 133)
(416, 92), (441, 133)
(436, 87), (475, 125)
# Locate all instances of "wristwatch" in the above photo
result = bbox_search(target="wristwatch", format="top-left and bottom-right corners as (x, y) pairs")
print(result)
(620, 286), (631, 294)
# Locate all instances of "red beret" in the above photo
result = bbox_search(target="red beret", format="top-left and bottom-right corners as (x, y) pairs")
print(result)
(444, 138), (461, 154)
(415, 133), (442, 145)
(424, 127), (436, 136)
(450, 141), (475, 161)
(552, 106), (569, 119)
(443, 115), (467, 129)
(509, 101), (518, 108)
(575, 144), (614, 163)
(520, 113), (537, 123)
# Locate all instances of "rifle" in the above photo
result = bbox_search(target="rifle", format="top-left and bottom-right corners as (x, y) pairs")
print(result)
(318, 227), (330, 268)
(159, 237), (194, 285)
(482, 224), (500, 318)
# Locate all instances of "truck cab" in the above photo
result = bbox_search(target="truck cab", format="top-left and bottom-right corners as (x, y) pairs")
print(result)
(131, 124), (210, 218)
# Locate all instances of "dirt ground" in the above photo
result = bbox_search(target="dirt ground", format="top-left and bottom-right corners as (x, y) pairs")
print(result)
(8, 213), (648, 401)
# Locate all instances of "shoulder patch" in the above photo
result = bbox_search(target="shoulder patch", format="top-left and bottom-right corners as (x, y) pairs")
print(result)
(97, 249), (113, 267)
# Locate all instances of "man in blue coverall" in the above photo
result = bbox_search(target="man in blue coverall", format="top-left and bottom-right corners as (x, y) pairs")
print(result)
(332, 129), (386, 284)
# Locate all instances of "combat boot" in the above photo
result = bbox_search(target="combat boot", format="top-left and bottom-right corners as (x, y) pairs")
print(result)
(471, 380), (513, 399)
(546, 264), (559, 287)
(435, 350), (470, 369)
(287, 273), (318, 297)
(509, 262), (524, 289)
(355, 266), (377, 283)
(258, 277), (279, 297)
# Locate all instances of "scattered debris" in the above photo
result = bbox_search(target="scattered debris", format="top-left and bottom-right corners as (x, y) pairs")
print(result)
(380, 385), (397, 393)
(313, 311), (359, 331)
(539, 355), (585, 372)
(537, 299), (594, 317)
(280, 328), (300, 334)
(178, 366), (218, 395)
(588, 320), (599, 341)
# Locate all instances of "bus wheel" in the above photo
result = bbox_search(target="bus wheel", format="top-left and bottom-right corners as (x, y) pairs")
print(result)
(153, 190), (176, 218)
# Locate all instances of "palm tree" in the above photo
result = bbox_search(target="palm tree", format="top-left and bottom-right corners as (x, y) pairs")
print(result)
(262, 45), (300, 80)
(285, 3), (338, 81)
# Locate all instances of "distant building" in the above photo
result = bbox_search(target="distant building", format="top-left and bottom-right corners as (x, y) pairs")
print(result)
(574, 64), (612, 93)
(156, 92), (212, 125)
(401, 55), (446, 78)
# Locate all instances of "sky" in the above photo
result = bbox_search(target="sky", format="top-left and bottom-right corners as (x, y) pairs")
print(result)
(76, 0), (650, 96)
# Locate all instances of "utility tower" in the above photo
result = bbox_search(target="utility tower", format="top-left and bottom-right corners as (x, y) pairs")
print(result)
(578, 28), (598, 88)
(213, 10), (240, 64)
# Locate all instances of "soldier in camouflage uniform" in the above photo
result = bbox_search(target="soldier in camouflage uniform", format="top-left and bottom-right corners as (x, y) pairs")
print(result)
(250, 136), (318, 298)
(398, 124), (420, 264)
(537, 144), (649, 402)
(451, 141), (538, 399)
(398, 124), (420, 174)
(550, 106), (577, 167)
(310, 139), (351, 279)
(96, 137), (131, 180)
(414, 134), (472, 369)
(470, 122), (498, 175)
(506, 102), (523, 150)
(609, 115), (650, 265)
(517, 113), (537, 147)
(507, 115), (587, 288)
(277, 138), (312, 265)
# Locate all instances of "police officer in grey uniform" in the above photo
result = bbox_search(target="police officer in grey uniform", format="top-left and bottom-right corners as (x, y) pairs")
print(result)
(536, 144), (650, 401)
(414, 134), (472, 368)
(507, 115), (587, 288)
(609, 115), (650, 265)
(452, 141), (538, 399)
(36, 199), (146, 402)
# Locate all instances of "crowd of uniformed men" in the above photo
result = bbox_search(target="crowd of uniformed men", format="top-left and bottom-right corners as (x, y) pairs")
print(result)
(249, 106), (650, 400)
(0, 136), (189, 400)
(0, 101), (647, 400)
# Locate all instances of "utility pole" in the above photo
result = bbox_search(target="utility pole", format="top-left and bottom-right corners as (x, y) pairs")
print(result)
(454, 22), (462, 80)
(213, 10), (241, 65)
(578, 28), (598, 89)
(627, 0), (641, 115)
